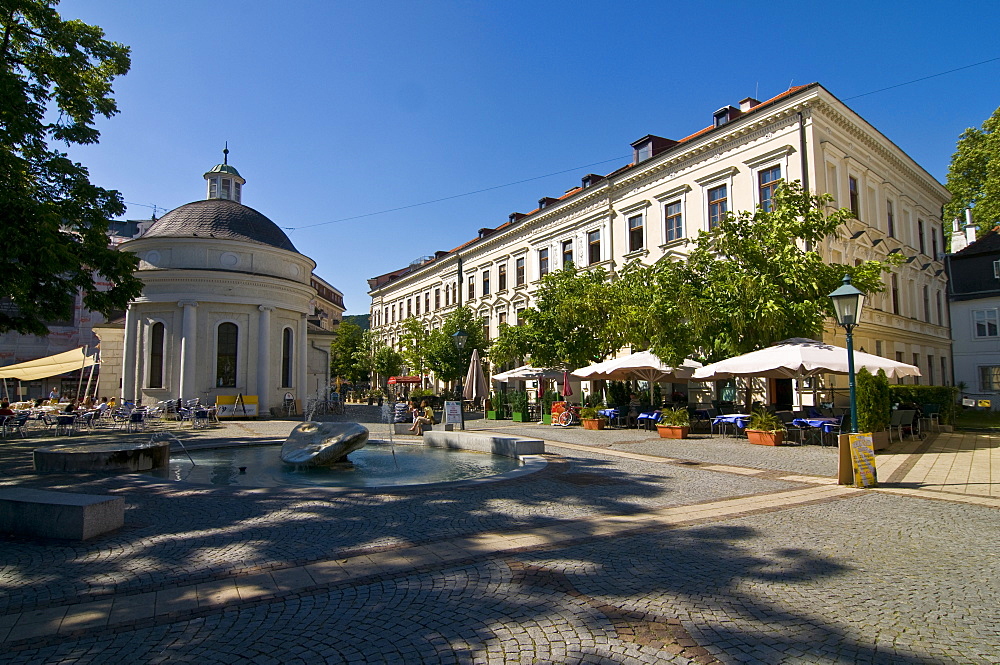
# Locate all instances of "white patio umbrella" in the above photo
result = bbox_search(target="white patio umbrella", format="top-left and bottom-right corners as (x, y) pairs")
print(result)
(692, 338), (921, 381)
(491, 365), (578, 382)
(575, 350), (703, 383)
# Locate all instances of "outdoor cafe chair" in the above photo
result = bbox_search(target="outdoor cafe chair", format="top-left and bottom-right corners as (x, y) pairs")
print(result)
(1, 414), (28, 438)
(889, 410), (916, 442)
(776, 411), (805, 444)
(126, 410), (146, 433)
(921, 404), (941, 432)
(54, 414), (76, 436)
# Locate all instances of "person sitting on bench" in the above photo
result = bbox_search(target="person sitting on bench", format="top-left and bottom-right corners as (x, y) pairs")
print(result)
(409, 399), (436, 433)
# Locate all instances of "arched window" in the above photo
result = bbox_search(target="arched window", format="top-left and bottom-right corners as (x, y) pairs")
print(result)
(149, 322), (164, 388)
(281, 327), (293, 387)
(217, 322), (238, 387)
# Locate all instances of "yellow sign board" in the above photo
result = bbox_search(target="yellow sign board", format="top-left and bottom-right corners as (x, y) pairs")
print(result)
(978, 399), (992, 408)
(849, 433), (877, 488)
(216, 394), (259, 418)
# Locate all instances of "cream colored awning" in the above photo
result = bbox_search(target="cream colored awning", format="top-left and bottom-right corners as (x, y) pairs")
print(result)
(0, 347), (97, 381)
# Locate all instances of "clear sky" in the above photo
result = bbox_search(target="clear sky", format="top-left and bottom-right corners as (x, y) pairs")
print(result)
(60, 0), (1000, 315)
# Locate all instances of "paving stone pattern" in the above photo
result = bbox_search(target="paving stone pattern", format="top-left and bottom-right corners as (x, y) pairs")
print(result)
(0, 411), (997, 663)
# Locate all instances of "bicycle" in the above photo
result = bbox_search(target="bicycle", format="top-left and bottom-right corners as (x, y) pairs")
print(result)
(556, 404), (581, 427)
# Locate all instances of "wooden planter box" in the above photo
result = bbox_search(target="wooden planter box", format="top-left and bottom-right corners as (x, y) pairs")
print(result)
(656, 425), (689, 439)
(512, 411), (529, 422)
(581, 418), (606, 430)
(746, 429), (784, 446)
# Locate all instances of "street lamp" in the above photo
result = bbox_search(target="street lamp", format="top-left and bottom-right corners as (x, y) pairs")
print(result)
(451, 329), (468, 430)
(828, 274), (866, 433)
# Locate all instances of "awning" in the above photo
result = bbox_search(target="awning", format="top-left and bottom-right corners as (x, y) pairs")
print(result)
(0, 347), (97, 381)
(387, 376), (423, 385)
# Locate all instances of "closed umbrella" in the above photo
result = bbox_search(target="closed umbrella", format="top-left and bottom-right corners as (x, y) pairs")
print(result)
(561, 370), (574, 397)
(692, 338), (921, 380)
(463, 349), (488, 405)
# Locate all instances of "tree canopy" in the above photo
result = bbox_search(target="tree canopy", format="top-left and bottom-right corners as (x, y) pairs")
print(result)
(490, 266), (623, 369)
(0, 2), (142, 335)
(329, 320), (368, 385)
(423, 306), (488, 383)
(615, 182), (898, 364)
(944, 105), (1000, 239)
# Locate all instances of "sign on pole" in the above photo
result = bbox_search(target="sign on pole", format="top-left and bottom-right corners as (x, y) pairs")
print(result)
(443, 401), (462, 426)
(849, 433), (877, 488)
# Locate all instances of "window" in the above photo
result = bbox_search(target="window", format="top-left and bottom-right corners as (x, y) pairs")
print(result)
(941, 357), (948, 386)
(708, 185), (727, 229)
(758, 165), (781, 212)
(912, 354), (920, 385)
(209, 179), (218, 199)
(482, 269), (490, 296)
(994, 260), (1000, 279)
(434, 288), (440, 309)
(498, 312), (506, 327)
(932, 231), (938, 259)
(467, 275), (475, 298)
(974, 309), (999, 337)
(928, 355), (935, 385)
(281, 328), (293, 387)
(849, 176), (860, 218)
(425, 293), (430, 312)
(383, 307), (388, 325)
(407, 299), (412, 317)
(918, 219), (925, 254)
(221, 179), (231, 200)
(538, 248), (549, 277)
(516, 308), (525, 325)
(628, 214), (644, 252)
(935, 291), (942, 325)
(498, 264), (507, 291)
(665, 200), (683, 242)
(216, 323), (238, 387)
(588, 230), (601, 265)
(516, 257), (525, 285)
(875, 340), (883, 357)
(980, 366), (1000, 391)
(149, 322), (164, 388)
(922, 285), (930, 322)
(391, 304), (396, 323)
(415, 295), (420, 315)
(562, 240), (573, 268)
(891, 274), (900, 315)
(482, 317), (489, 341)
(886, 200), (895, 237)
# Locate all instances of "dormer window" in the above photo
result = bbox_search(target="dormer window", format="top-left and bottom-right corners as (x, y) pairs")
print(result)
(635, 142), (653, 162)
(713, 106), (740, 128)
(630, 135), (677, 164)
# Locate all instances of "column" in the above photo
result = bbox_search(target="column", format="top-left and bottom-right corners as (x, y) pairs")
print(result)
(257, 305), (273, 412)
(121, 306), (138, 401)
(178, 300), (198, 401)
(298, 313), (308, 398)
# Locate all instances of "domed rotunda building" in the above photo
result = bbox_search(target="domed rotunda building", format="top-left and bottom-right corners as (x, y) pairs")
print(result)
(96, 155), (340, 413)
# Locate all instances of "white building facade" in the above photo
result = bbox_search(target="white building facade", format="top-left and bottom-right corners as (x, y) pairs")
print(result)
(96, 159), (341, 412)
(368, 84), (951, 400)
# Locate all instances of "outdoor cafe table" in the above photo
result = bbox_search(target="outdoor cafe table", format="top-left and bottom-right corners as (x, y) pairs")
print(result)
(598, 408), (620, 427)
(712, 413), (751, 437)
(792, 417), (840, 445)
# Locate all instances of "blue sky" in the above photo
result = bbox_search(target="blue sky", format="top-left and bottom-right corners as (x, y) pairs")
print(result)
(61, 0), (1000, 315)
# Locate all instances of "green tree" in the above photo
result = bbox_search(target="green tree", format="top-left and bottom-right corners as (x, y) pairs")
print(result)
(944, 105), (1000, 239)
(490, 266), (623, 369)
(329, 320), (366, 384)
(0, 2), (143, 335)
(424, 306), (487, 383)
(355, 330), (403, 389)
(398, 317), (428, 379)
(618, 182), (899, 365)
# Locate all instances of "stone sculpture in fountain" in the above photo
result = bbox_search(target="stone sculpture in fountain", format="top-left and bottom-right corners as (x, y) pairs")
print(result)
(280, 422), (369, 466)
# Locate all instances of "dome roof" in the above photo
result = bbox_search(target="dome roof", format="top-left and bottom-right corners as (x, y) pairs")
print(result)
(143, 199), (297, 252)
(207, 163), (242, 177)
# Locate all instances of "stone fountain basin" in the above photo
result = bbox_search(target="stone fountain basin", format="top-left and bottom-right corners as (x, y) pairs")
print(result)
(33, 440), (170, 473)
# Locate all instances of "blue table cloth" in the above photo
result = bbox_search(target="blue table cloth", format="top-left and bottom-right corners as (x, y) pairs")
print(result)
(792, 417), (840, 433)
(712, 414), (750, 436)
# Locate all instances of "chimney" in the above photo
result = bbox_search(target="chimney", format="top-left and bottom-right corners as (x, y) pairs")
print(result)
(965, 208), (978, 246)
(739, 97), (761, 112)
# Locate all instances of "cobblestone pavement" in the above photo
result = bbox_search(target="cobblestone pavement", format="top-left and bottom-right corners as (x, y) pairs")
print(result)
(0, 409), (997, 664)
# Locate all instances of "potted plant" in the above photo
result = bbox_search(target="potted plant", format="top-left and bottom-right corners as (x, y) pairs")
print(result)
(579, 406), (607, 430)
(656, 408), (690, 439)
(856, 368), (890, 450)
(510, 390), (530, 422)
(486, 391), (499, 420)
(746, 409), (785, 446)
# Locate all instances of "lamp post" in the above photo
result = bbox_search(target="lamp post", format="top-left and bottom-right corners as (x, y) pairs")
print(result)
(451, 329), (468, 430)
(828, 275), (867, 433)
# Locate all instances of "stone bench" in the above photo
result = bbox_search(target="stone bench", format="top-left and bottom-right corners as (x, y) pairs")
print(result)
(422, 431), (544, 458)
(391, 422), (455, 435)
(0, 487), (124, 540)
